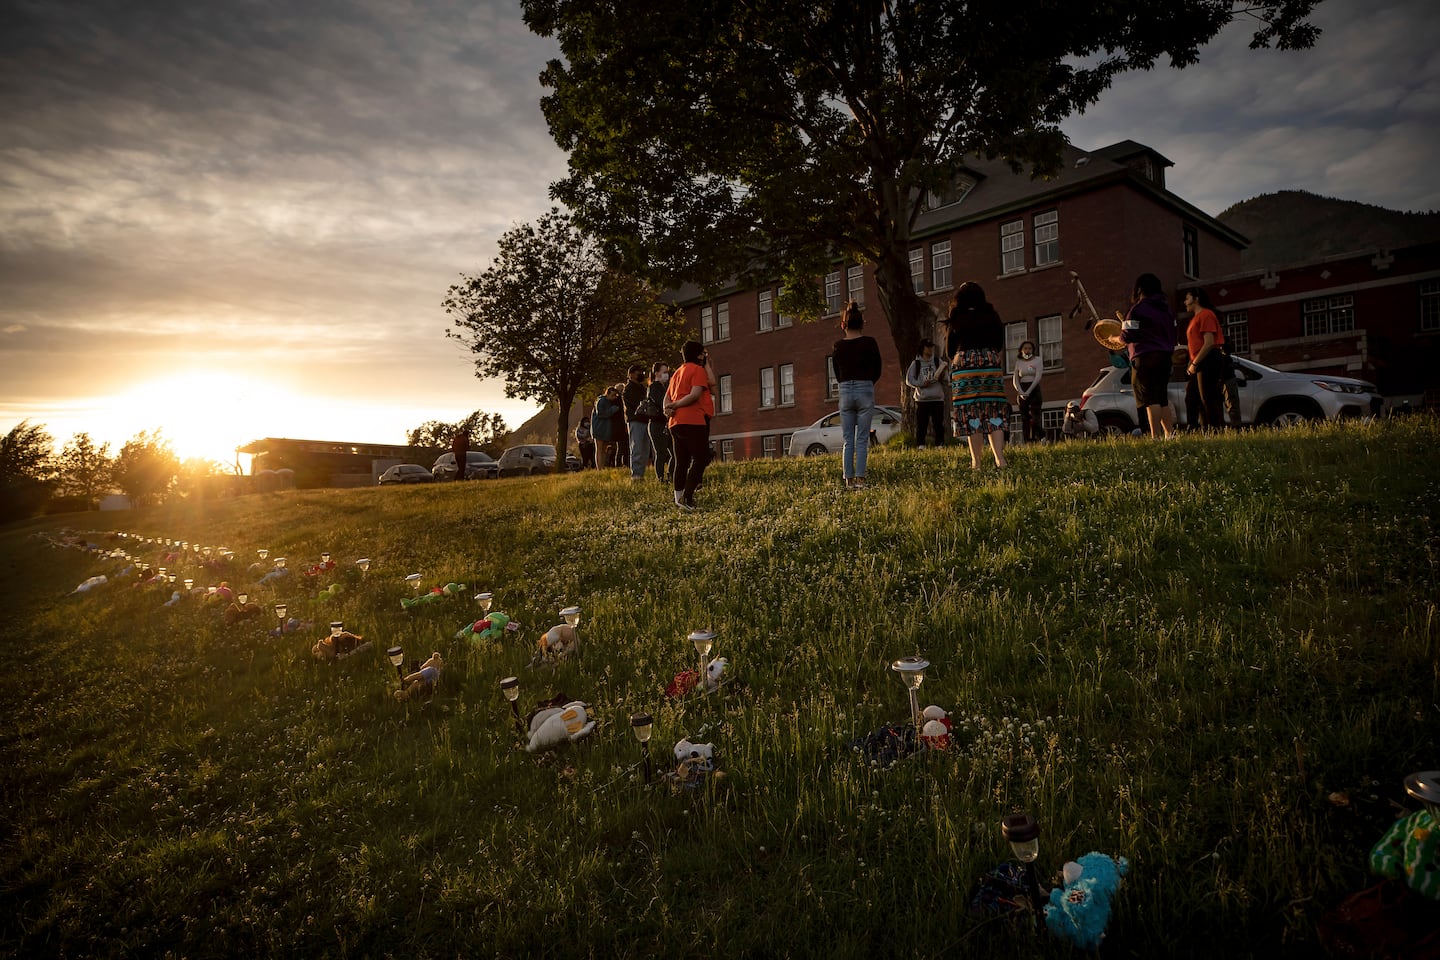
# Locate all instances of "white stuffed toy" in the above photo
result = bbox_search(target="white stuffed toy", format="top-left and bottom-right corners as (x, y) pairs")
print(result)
(671, 738), (723, 790)
(703, 657), (729, 693)
(525, 700), (596, 753)
(533, 623), (578, 664)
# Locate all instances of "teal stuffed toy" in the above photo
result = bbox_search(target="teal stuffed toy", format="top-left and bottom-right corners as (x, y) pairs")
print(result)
(1045, 852), (1129, 950)
(456, 611), (513, 642)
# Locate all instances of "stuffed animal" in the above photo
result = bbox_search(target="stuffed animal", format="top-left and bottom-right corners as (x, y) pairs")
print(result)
(304, 559), (337, 578)
(400, 582), (465, 610)
(456, 611), (514, 641)
(1045, 852), (1130, 950)
(269, 617), (313, 637)
(533, 623), (578, 663)
(919, 705), (952, 751)
(671, 738), (722, 791)
(315, 582), (343, 603)
(703, 657), (729, 693)
(311, 630), (371, 661)
(206, 583), (235, 603)
(162, 590), (183, 607)
(224, 600), (263, 624)
(667, 658), (729, 698)
(257, 566), (291, 586)
(395, 652), (444, 701)
(1370, 809), (1440, 900)
(525, 700), (596, 752)
(71, 575), (108, 594)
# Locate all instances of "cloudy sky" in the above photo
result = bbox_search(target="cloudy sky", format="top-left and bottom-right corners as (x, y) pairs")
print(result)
(2, 0), (1436, 464)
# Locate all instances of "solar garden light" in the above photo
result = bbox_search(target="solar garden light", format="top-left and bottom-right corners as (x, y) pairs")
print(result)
(274, 557), (286, 569)
(203, 546), (212, 559)
(406, 573), (422, 592)
(274, 602), (287, 631)
(321, 552), (331, 564)
(890, 656), (929, 727)
(191, 542), (199, 554)
(330, 621), (344, 640)
(1406, 770), (1440, 816)
(258, 548), (269, 560)
(690, 629), (716, 689)
(631, 712), (654, 784)
(237, 593), (249, 606)
(560, 605), (581, 628)
(1002, 813), (1043, 910)
(356, 558), (370, 573)
(183, 578), (194, 591)
(500, 676), (522, 731)
(168, 574), (177, 584)
(388, 646), (406, 681)
(475, 592), (493, 613)
(157, 567), (167, 578)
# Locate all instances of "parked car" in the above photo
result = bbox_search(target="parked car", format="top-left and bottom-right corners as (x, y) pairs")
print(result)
(787, 406), (904, 457)
(431, 451), (499, 481)
(378, 464), (435, 485)
(496, 444), (581, 478)
(1078, 355), (1382, 434)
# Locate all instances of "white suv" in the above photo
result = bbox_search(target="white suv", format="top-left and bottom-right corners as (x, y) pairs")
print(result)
(1079, 356), (1381, 433)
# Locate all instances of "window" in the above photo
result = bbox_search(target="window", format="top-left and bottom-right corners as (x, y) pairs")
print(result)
(776, 285), (793, 327)
(759, 367), (775, 408)
(780, 363), (795, 405)
(1223, 310), (1250, 354)
(1421, 280), (1440, 333)
(762, 436), (778, 458)
(780, 433), (793, 456)
(1034, 211), (1059, 267)
(716, 301), (730, 341)
(826, 357), (838, 398)
(1183, 224), (1200, 278)
(720, 439), (734, 462)
(1004, 322), (1028, 374)
(847, 265), (865, 307)
(923, 174), (976, 211)
(718, 374), (733, 414)
(700, 306), (714, 344)
(824, 271), (842, 314)
(1038, 314), (1063, 370)
(1001, 219), (1024, 274)
(758, 289), (773, 332)
(910, 247), (924, 295)
(931, 240), (952, 290)
(1302, 295), (1355, 337)
(1041, 408), (1066, 436)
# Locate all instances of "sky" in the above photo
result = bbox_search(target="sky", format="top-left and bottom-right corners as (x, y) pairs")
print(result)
(2, 0), (1437, 466)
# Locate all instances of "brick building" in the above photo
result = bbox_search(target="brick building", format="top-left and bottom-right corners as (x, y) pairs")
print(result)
(678, 140), (1247, 460)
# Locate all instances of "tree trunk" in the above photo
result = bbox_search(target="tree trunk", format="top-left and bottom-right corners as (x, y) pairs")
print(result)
(872, 244), (937, 436)
(554, 394), (573, 465)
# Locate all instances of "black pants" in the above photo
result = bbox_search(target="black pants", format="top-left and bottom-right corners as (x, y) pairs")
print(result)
(915, 400), (945, 446)
(1018, 386), (1043, 441)
(670, 423), (710, 501)
(1185, 354), (1227, 430)
(648, 422), (673, 481)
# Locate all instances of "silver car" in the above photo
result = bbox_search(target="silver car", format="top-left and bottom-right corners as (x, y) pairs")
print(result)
(431, 451), (499, 481)
(378, 464), (435, 485)
(787, 406), (904, 456)
(1078, 355), (1381, 433)
(496, 444), (581, 477)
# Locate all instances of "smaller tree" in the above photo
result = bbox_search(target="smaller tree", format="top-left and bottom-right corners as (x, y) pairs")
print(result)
(113, 430), (180, 508)
(55, 433), (113, 506)
(0, 420), (57, 521)
(407, 411), (511, 458)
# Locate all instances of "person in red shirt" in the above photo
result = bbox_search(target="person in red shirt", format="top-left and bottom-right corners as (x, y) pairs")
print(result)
(663, 340), (717, 509)
(1183, 287), (1227, 430)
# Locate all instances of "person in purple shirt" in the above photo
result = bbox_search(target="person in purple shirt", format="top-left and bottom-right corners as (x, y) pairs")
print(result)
(1117, 273), (1178, 439)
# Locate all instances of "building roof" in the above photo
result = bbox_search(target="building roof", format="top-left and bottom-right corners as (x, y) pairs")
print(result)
(236, 437), (417, 457)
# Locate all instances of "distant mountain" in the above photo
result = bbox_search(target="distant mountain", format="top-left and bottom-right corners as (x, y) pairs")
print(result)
(1218, 190), (1440, 272)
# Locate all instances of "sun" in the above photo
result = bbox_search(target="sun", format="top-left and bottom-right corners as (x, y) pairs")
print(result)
(108, 371), (306, 467)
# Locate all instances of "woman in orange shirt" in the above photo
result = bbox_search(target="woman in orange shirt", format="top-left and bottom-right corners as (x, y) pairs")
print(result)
(1183, 287), (1227, 430)
(663, 340), (717, 510)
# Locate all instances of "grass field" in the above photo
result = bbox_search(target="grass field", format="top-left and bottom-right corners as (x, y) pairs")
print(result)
(1, 419), (1437, 959)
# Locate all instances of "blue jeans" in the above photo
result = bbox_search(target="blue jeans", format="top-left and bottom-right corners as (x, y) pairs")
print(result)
(628, 420), (653, 479)
(838, 381), (875, 480)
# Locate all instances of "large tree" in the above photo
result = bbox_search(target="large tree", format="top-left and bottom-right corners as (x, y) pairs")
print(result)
(444, 209), (687, 462)
(0, 420), (56, 521)
(55, 432), (113, 506)
(407, 411), (510, 458)
(522, 0), (1321, 386)
(113, 430), (180, 508)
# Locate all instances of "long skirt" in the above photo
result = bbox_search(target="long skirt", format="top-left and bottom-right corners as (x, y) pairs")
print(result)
(950, 348), (1010, 437)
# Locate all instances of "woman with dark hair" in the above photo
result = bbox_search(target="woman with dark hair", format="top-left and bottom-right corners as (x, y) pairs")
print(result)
(662, 340), (717, 509)
(945, 282), (1009, 470)
(905, 339), (947, 448)
(1117, 272), (1178, 439)
(831, 301), (882, 489)
(1182, 287), (1227, 430)
(1013, 339), (1043, 443)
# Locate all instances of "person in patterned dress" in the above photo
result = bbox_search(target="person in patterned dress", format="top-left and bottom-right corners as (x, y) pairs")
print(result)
(943, 282), (1009, 470)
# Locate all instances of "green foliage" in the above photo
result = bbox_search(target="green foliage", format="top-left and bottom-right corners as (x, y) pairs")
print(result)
(444, 209), (688, 462)
(55, 432), (113, 506)
(0, 420), (57, 522)
(112, 429), (180, 508)
(1, 419), (1435, 958)
(407, 410), (511, 457)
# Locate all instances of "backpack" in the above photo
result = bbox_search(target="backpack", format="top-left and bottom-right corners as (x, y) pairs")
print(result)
(633, 397), (664, 422)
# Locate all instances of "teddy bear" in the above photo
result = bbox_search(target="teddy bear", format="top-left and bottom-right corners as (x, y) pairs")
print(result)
(1045, 852), (1130, 950)
(224, 599), (263, 624)
(311, 630), (371, 662)
(670, 738), (724, 791)
(525, 700), (596, 752)
(456, 611), (517, 642)
(400, 582), (465, 610)
(919, 705), (953, 751)
(394, 652), (444, 701)
(530, 623), (578, 665)
(666, 658), (729, 698)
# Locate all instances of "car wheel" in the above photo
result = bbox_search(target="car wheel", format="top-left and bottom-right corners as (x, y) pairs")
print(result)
(1264, 403), (1321, 428)
(1096, 413), (1132, 437)
(804, 443), (829, 456)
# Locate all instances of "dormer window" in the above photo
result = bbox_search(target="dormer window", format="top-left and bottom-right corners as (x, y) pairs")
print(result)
(923, 174), (976, 211)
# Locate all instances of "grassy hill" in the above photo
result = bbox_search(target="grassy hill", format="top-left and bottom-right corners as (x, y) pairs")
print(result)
(1218, 190), (1440, 271)
(2, 421), (1437, 958)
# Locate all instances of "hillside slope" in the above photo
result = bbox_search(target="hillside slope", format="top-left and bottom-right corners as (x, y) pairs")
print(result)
(1218, 190), (1440, 270)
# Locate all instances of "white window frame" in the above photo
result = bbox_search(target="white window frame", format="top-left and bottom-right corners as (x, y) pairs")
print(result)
(847, 265), (865, 307)
(762, 436), (778, 458)
(780, 433), (793, 456)
(1038, 314), (1063, 370)
(909, 247), (925, 295)
(1001, 219), (1024, 274)
(1420, 280), (1440, 333)
(825, 357), (838, 399)
(824, 271), (842, 314)
(779, 363), (795, 406)
(1034, 210), (1059, 267)
(1004, 322), (1028, 375)
(757, 289), (773, 333)
(700, 305), (714, 344)
(776, 285), (793, 327)
(759, 367), (776, 408)
(931, 240), (952, 290)
(716, 301), (730, 341)
(1182, 224), (1200, 278)
(1223, 310), (1250, 354)
(923, 175), (976, 211)
(1302, 295), (1355, 337)
(718, 374), (733, 414)
(1041, 408), (1066, 436)
(720, 439), (735, 462)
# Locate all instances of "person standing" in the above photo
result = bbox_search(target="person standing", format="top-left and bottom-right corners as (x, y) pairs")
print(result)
(648, 360), (674, 483)
(575, 410), (596, 469)
(1182, 288), (1227, 431)
(663, 341), (717, 509)
(945, 282), (1009, 470)
(905, 340), (947, 449)
(622, 364), (653, 480)
(1117, 273), (1178, 439)
(832, 301), (882, 489)
(450, 428), (469, 481)
(592, 385), (622, 468)
(1013, 340), (1044, 443)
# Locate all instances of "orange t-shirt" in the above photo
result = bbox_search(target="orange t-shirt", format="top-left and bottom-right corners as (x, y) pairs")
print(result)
(665, 361), (714, 427)
(1187, 308), (1224, 360)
